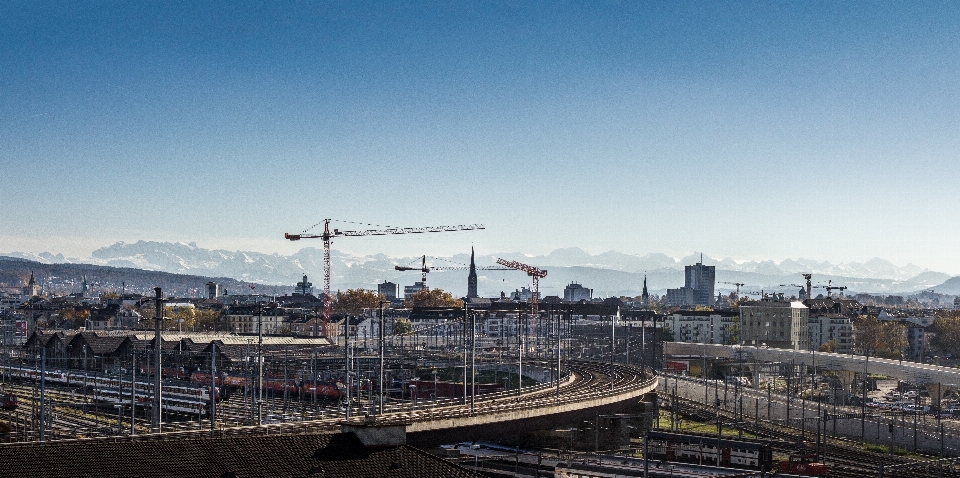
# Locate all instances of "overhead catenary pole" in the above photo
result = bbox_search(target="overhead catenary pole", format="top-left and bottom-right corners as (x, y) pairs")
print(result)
(130, 353), (136, 435)
(39, 346), (45, 443)
(344, 315), (351, 420)
(471, 310), (476, 414)
(210, 341), (216, 436)
(379, 301), (386, 415)
(257, 301), (264, 425)
(152, 287), (163, 433)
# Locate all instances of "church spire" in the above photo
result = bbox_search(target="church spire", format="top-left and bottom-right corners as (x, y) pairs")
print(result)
(467, 247), (478, 299)
(641, 274), (649, 306)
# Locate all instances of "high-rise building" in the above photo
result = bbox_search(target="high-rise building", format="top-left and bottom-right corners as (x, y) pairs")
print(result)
(378, 281), (398, 301)
(684, 260), (715, 306)
(666, 257), (715, 307)
(293, 275), (314, 296)
(563, 282), (593, 302)
(467, 247), (478, 299)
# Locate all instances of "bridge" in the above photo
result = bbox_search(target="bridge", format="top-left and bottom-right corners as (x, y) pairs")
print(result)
(665, 342), (960, 389)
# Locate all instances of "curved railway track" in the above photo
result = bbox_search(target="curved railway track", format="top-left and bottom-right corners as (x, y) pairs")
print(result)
(6, 360), (655, 443)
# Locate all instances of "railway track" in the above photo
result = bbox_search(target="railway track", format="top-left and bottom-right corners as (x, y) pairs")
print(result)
(668, 394), (960, 478)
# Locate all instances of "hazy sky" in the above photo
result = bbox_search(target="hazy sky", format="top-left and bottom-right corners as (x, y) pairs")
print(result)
(3, 2), (959, 273)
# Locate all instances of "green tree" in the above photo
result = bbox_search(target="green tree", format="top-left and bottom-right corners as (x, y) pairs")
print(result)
(725, 320), (740, 345)
(403, 288), (463, 308)
(393, 318), (413, 336)
(332, 289), (386, 314)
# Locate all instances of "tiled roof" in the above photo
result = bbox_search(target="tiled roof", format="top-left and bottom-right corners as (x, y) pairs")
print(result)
(0, 432), (481, 478)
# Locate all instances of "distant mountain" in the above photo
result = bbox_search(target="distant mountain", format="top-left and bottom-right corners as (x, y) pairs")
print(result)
(932, 276), (960, 295)
(0, 256), (284, 298)
(1, 241), (953, 298)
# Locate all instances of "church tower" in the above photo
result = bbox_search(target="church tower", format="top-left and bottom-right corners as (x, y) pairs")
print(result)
(467, 247), (478, 299)
(641, 275), (649, 306)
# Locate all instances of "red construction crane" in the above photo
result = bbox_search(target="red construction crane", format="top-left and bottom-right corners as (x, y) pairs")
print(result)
(394, 255), (510, 291)
(495, 258), (547, 316)
(285, 219), (484, 335)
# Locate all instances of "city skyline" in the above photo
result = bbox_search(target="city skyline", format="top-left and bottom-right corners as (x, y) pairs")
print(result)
(3, 3), (960, 273)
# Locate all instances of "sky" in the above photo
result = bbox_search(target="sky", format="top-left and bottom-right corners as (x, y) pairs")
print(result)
(2, 1), (960, 273)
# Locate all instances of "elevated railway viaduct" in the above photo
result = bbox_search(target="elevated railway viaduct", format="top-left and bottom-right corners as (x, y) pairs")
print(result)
(33, 360), (657, 449)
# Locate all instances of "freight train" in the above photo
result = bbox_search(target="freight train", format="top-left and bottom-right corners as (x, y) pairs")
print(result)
(187, 372), (342, 399)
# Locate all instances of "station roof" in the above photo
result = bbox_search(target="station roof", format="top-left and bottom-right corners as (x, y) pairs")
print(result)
(0, 431), (481, 478)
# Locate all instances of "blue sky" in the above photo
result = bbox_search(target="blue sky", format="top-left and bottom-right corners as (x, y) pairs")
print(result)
(2, 1), (960, 273)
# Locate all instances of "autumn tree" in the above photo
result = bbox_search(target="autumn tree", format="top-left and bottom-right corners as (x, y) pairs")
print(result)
(332, 289), (387, 315)
(818, 338), (839, 353)
(930, 311), (960, 356)
(403, 288), (463, 308)
(58, 307), (90, 329)
(853, 315), (907, 359)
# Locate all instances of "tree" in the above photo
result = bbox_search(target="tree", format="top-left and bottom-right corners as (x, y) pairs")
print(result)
(192, 309), (222, 332)
(332, 289), (386, 315)
(930, 311), (960, 356)
(403, 288), (463, 308)
(818, 338), (839, 353)
(725, 320), (740, 345)
(853, 315), (907, 359)
(58, 307), (90, 329)
(393, 318), (413, 336)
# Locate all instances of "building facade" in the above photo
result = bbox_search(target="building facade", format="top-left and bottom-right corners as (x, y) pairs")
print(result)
(739, 298), (809, 350)
(663, 310), (739, 345)
(808, 316), (855, 353)
(666, 260), (715, 307)
(564, 283), (593, 302)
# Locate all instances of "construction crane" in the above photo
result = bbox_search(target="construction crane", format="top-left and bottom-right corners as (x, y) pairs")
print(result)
(285, 219), (484, 334)
(394, 255), (510, 291)
(824, 279), (847, 298)
(720, 282), (745, 294)
(495, 258), (547, 316)
(395, 256), (431, 291)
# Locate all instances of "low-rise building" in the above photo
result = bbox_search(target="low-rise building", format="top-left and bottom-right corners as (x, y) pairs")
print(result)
(739, 297), (809, 350)
(663, 310), (739, 345)
(808, 316), (855, 353)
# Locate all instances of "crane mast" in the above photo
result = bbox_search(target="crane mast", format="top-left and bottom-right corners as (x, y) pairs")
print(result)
(285, 219), (483, 335)
(394, 254), (510, 290)
(495, 258), (547, 316)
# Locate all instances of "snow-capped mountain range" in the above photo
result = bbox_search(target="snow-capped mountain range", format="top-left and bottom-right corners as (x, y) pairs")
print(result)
(2, 241), (957, 298)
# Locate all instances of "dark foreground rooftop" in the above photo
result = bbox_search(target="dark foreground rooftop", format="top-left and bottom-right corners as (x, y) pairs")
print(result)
(0, 431), (481, 478)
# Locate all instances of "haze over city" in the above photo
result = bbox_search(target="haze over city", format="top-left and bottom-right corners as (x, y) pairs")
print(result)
(3, 2), (960, 273)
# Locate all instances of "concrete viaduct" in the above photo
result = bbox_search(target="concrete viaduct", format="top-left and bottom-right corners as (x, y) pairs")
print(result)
(665, 342), (960, 391)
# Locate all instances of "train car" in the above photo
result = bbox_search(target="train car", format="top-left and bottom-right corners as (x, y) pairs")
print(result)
(779, 454), (828, 476)
(644, 431), (772, 471)
(1, 394), (17, 411)
(301, 381), (342, 399)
